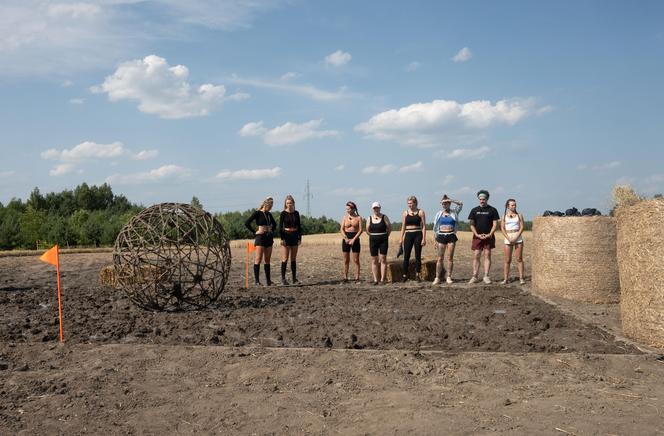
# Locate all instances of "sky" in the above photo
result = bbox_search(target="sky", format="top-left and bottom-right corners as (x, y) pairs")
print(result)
(1, 0), (663, 220)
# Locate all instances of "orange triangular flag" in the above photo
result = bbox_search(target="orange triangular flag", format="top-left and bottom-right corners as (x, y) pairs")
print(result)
(246, 242), (256, 253)
(39, 245), (59, 266)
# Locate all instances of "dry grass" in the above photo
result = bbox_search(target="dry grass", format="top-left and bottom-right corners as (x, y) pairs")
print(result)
(612, 185), (644, 209)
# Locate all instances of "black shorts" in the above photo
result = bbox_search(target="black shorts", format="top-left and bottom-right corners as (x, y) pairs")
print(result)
(342, 231), (360, 253)
(435, 233), (458, 244)
(254, 233), (274, 247)
(281, 231), (299, 247)
(369, 234), (388, 256)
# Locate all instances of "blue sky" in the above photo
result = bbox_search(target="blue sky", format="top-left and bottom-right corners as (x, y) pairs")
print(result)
(1, 0), (663, 220)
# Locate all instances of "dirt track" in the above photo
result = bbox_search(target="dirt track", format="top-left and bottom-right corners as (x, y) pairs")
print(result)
(1, 234), (663, 434)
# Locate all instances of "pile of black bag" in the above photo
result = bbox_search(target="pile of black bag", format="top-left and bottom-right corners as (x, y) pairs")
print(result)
(542, 207), (602, 217)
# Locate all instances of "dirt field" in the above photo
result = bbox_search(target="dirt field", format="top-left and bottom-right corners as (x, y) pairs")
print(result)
(1, 232), (663, 434)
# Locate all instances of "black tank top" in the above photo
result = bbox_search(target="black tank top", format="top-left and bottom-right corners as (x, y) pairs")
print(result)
(368, 215), (387, 233)
(404, 211), (422, 227)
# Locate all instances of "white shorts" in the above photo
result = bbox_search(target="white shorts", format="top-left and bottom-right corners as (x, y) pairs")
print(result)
(504, 237), (523, 245)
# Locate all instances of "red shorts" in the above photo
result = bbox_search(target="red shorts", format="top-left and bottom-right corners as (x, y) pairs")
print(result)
(472, 235), (495, 251)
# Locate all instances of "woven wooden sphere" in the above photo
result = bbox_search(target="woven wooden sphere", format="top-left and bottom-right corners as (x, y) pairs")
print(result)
(113, 203), (231, 311)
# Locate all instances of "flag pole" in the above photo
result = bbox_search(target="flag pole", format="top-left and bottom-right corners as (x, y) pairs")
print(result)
(55, 247), (64, 343)
(245, 243), (249, 289)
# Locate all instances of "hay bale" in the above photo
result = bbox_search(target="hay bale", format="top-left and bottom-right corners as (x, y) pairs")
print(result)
(612, 185), (644, 209)
(616, 199), (664, 348)
(385, 259), (437, 283)
(532, 216), (620, 303)
(99, 265), (117, 287)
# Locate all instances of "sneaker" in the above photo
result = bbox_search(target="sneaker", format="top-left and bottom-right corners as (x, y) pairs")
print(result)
(446, 276), (453, 284)
(402, 275), (408, 282)
(519, 278), (526, 285)
(281, 277), (289, 286)
(499, 279), (507, 285)
(483, 276), (492, 284)
(372, 281), (379, 286)
(255, 281), (263, 287)
(468, 276), (479, 284)
(432, 277), (441, 285)
(415, 274), (422, 282)
(292, 278), (300, 285)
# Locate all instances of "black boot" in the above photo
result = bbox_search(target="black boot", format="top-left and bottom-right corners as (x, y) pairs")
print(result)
(253, 264), (261, 286)
(264, 264), (272, 286)
(280, 262), (289, 285)
(291, 261), (298, 284)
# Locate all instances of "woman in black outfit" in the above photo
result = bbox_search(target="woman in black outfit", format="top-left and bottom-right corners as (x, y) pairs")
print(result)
(399, 195), (426, 281)
(366, 201), (392, 285)
(245, 197), (277, 286)
(279, 195), (302, 285)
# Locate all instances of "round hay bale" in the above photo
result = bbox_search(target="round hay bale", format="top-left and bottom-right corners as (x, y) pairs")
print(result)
(616, 199), (664, 348)
(532, 216), (620, 303)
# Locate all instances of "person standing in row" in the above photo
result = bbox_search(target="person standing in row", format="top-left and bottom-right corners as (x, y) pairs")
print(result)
(340, 201), (363, 283)
(432, 194), (463, 285)
(468, 190), (500, 284)
(399, 196), (426, 281)
(500, 198), (526, 285)
(366, 201), (391, 285)
(245, 197), (277, 286)
(279, 195), (302, 285)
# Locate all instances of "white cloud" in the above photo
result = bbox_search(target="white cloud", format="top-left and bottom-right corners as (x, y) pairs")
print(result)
(331, 187), (373, 197)
(356, 98), (544, 146)
(1, 0), (283, 77)
(280, 72), (299, 81)
(334, 164), (345, 171)
(577, 161), (621, 171)
(214, 167), (281, 181)
(362, 164), (397, 175)
(239, 119), (339, 146)
(49, 163), (76, 176)
(399, 161), (423, 173)
(41, 140), (158, 175)
(452, 47), (472, 63)
(229, 75), (354, 101)
(441, 175), (455, 186)
(106, 165), (191, 185)
(92, 55), (245, 119)
(446, 146), (492, 160)
(405, 61), (421, 72)
(325, 50), (351, 67)
(69, 98), (84, 104)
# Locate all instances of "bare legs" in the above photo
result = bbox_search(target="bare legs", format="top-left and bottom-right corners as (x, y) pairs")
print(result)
(472, 248), (492, 279)
(370, 254), (387, 283)
(503, 243), (524, 282)
(343, 252), (361, 281)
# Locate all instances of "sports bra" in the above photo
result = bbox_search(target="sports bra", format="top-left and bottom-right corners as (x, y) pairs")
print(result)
(504, 214), (520, 231)
(368, 214), (387, 234)
(404, 211), (422, 228)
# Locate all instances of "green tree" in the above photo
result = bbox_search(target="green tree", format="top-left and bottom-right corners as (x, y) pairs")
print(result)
(191, 196), (203, 210)
(19, 206), (47, 248)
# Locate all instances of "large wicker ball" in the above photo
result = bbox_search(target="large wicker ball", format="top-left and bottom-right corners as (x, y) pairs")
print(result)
(113, 203), (231, 311)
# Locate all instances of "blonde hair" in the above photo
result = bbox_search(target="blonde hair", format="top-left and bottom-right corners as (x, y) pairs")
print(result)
(259, 196), (274, 210)
(283, 194), (295, 210)
(407, 195), (418, 206)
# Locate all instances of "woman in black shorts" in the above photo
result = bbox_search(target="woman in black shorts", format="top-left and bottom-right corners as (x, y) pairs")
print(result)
(279, 195), (302, 285)
(245, 197), (277, 286)
(366, 201), (392, 285)
(340, 201), (363, 283)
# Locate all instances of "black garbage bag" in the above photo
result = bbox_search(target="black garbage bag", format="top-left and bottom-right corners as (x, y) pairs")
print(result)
(565, 207), (580, 216)
(543, 210), (553, 216)
(594, 209), (602, 216)
(552, 211), (564, 217)
(582, 208), (597, 216)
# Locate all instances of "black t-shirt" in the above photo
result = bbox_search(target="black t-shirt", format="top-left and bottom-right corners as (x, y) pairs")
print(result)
(468, 205), (500, 234)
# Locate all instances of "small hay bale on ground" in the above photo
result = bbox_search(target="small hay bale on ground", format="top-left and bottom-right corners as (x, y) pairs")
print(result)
(616, 199), (664, 348)
(532, 216), (620, 303)
(385, 259), (437, 283)
(99, 265), (117, 287)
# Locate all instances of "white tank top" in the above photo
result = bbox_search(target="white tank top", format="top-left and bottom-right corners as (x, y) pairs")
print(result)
(504, 214), (520, 231)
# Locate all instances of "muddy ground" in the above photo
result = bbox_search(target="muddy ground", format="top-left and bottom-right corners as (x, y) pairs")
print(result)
(1, 235), (663, 434)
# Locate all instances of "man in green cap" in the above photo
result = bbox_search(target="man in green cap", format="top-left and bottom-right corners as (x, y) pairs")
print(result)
(467, 189), (500, 284)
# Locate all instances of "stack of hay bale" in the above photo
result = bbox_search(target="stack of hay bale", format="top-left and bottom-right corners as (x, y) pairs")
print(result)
(532, 184), (664, 349)
(385, 259), (437, 282)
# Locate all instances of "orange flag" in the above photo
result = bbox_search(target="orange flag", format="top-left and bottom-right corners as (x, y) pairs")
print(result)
(39, 245), (64, 343)
(246, 242), (256, 253)
(39, 245), (59, 266)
